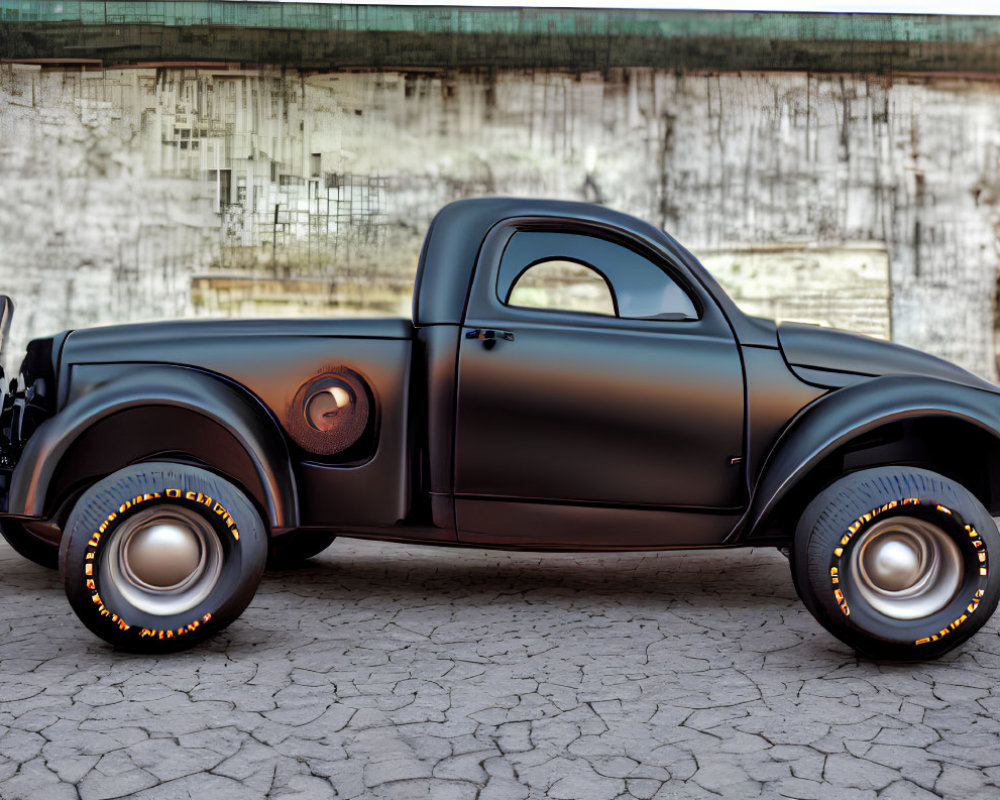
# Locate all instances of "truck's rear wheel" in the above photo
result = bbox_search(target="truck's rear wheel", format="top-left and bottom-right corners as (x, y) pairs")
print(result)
(0, 520), (59, 569)
(60, 462), (267, 653)
(792, 467), (1000, 660)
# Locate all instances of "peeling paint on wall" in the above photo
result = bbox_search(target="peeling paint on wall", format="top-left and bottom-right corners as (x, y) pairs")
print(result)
(1, 65), (998, 377)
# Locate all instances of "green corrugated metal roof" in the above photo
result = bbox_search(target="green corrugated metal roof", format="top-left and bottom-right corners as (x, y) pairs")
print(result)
(2, 0), (1000, 43)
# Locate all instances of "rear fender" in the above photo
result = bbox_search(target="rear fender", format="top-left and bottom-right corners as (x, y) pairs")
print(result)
(742, 375), (1000, 540)
(8, 366), (298, 530)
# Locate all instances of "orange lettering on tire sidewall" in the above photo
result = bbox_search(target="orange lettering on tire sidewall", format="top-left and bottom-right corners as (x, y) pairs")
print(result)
(83, 489), (239, 636)
(826, 499), (989, 645)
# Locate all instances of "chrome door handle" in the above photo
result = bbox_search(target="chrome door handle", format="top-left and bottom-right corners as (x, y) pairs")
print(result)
(466, 329), (515, 349)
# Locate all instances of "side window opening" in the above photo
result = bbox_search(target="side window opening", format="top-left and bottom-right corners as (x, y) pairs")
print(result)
(617, 281), (697, 321)
(497, 231), (698, 322)
(507, 258), (617, 317)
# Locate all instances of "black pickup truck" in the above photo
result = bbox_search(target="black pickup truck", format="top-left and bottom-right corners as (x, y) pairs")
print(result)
(2, 197), (999, 658)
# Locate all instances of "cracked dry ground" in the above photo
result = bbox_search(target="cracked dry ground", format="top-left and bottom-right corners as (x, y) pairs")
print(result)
(1, 540), (999, 800)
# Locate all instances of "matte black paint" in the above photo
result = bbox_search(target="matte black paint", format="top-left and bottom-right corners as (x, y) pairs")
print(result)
(456, 322), (744, 508)
(458, 498), (741, 549)
(740, 345), (827, 488)
(57, 323), (415, 533)
(413, 199), (752, 334)
(53, 406), (266, 526)
(417, 324), (461, 532)
(9, 366), (297, 529)
(453, 214), (748, 544)
(746, 375), (1000, 537)
(778, 322), (999, 391)
(3, 197), (1000, 554)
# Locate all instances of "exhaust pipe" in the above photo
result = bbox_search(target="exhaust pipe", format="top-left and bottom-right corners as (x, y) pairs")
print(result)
(0, 295), (11, 405)
(0, 295), (11, 363)
(0, 297), (13, 497)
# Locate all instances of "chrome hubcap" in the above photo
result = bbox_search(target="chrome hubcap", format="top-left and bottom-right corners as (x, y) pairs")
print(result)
(863, 538), (923, 592)
(850, 517), (963, 620)
(101, 507), (223, 617)
(122, 523), (204, 590)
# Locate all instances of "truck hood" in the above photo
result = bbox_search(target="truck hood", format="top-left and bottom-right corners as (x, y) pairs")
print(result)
(777, 322), (998, 393)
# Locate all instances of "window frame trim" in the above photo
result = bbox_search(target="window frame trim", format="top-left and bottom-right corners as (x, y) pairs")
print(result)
(480, 220), (707, 332)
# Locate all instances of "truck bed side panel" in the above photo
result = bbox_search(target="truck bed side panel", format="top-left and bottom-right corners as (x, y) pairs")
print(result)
(60, 322), (415, 530)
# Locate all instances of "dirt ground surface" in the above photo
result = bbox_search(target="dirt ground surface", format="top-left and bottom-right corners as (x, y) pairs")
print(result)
(1, 537), (999, 800)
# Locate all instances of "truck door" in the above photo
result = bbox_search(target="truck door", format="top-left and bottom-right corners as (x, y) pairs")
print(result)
(454, 222), (746, 548)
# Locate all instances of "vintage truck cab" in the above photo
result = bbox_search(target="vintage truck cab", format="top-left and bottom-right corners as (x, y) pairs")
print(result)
(2, 197), (999, 658)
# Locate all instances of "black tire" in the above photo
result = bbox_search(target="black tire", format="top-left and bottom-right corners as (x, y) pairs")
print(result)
(60, 462), (267, 653)
(0, 519), (59, 569)
(267, 530), (336, 568)
(792, 467), (1000, 660)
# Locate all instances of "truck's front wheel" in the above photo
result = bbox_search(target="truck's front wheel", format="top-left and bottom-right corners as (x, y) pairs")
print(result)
(60, 462), (267, 652)
(792, 467), (1000, 660)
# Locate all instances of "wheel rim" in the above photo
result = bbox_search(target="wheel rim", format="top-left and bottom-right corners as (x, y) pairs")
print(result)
(849, 516), (964, 621)
(101, 506), (223, 617)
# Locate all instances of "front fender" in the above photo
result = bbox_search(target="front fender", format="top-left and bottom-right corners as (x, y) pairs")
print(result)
(8, 366), (298, 529)
(742, 374), (1000, 539)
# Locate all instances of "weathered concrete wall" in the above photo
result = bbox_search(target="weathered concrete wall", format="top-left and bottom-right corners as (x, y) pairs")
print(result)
(700, 245), (891, 341)
(1, 64), (998, 377)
